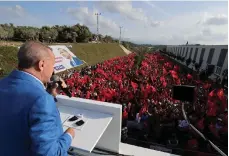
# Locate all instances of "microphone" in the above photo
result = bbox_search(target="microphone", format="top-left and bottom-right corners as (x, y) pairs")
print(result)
(50, 75), (72, 98)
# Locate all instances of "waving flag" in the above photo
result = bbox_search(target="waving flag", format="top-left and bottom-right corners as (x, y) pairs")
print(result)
(209, 90), (215, 97)
(174, 65), (179, 72)
(187, 74), (193, 80)
(217, 89), (224, 100)
(163, 67), (167, 75)
(131, 81), (138, 93)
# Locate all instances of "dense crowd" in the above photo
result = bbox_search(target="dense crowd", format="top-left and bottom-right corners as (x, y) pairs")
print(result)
(60, 52), (228, 155)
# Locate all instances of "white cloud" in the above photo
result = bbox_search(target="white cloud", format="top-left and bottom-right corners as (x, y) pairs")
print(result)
(95, 1), (162, 27)
(66, 7), (119, 37)
(203, 14), (228, 26)
(150, 21), (162, 27)
(144, 1), (171, 18)
(0, 5), (26, 18)
(122, 8), (228, 45)
(197, 13), (228, 26)
(0, 5), (45, 27)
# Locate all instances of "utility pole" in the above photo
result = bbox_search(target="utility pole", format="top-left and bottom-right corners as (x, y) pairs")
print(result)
(119, 26), (123, 44)
(95, 13), (101, 42)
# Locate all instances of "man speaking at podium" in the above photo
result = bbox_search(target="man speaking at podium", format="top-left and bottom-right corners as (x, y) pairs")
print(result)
(0, 41), (75, 156)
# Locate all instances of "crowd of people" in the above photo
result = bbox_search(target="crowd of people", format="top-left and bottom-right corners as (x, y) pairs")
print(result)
(59, 52), (228, 155)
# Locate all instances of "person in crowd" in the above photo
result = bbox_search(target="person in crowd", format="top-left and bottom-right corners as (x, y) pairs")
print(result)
(0, 41), (75, 156)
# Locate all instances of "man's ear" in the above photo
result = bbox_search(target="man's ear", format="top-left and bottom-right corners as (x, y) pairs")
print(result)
(38, 60), (45, 71)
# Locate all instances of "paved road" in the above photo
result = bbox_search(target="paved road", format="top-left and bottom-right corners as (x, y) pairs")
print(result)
(119, 44), (132, 55)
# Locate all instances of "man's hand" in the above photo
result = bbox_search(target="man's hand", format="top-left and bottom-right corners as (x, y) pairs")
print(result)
(59, 77), (67, 88)
(65, 127), (75, 139)
(50, 83), (58, 97)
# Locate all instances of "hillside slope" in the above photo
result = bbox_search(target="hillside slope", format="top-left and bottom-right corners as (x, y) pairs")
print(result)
(0, 43), (128, 77)
(71, 43), (127, 65)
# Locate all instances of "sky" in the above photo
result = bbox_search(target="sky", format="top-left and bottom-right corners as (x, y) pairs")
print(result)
(0, 1), (228, 45)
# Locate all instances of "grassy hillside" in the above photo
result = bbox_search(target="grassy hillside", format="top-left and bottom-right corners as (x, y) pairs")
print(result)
(71, 43), (127, 65)
(0, 42), (127, 77)
(0, 46), (18, 77)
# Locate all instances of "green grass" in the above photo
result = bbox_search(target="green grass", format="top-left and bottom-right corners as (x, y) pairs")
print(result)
(0, 42), (127, 77)
(0, 46), (18, 77)
(71, 43), (127, 65)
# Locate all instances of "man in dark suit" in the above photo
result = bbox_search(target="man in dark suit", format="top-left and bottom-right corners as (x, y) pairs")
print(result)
(0, 41), (75, 156)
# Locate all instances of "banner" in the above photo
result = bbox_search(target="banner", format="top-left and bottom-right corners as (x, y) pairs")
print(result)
(49, 45), (84, 73)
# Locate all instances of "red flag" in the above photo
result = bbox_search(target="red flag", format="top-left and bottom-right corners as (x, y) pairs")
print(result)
(207, 105), (217, 116)
(174, 65), (179, 72)
(131, 81), (138, 93)
(209, 90), (215, 97)
(160, 76), (165, 82)
(150, 75), (155, 82)
(221, 96), (228, 111)
(123, 110), (128, 119)
(170, 70), (177, 75)
(172, 73), (178, 79)
(154, 69), (158, 75)
(128, 92), (134, 99)
(86, 91), (90, 99)
(163, 81), (167, 87)
(217, 89), (224, 100)
(140, 84), (145, 92)
(141, 61), (148, 67)
(187, 74), (193, 80)
(141, 69), (146, 76)
(151, 86), (156, 92)
(203, 83), (211, 89)
(163, 68), (167, 75)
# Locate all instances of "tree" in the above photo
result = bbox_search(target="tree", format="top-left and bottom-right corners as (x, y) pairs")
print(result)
(0, 24), (14, 40)
(0, 26), (8, 40)
(103, 35), (113, 43)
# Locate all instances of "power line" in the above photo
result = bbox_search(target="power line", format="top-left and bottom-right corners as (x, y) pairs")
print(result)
(95, 13), (101, 41)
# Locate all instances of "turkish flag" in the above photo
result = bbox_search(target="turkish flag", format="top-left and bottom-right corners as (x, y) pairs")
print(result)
(172, 73), (178, 79)
(217, 89), (224, 100)
(123, 110), (128, 119)
(163, 81), (167, 87)
(187, 74), (193, 80)
(86, 91), (90, 99)
(174, 65), (179, 72)
(131, 81), (138, 93)
(203, 83), (211, 89)
(209, 90), (215, 97)
(151, 86), (156, 93)
(163, 68), (167, 75)
(160, 76), (165, 82)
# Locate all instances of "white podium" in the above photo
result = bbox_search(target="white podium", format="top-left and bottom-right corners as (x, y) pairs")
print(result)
(56, 95), (178, 156)
(56, 95), (122, 154)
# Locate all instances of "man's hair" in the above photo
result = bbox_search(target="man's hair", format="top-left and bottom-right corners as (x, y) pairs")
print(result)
(18, 41), (52, 69)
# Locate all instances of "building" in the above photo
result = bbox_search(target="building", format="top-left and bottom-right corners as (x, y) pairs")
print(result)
(166, 45), (228, 80)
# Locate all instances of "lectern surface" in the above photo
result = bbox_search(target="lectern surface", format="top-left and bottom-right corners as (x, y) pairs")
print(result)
(58, 105), (113, 153)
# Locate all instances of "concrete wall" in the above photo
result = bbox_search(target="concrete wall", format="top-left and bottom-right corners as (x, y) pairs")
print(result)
(166, 45), (228, 78)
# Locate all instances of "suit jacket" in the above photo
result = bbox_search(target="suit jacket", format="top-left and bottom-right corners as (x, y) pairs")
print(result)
(0, 70), (71, 156)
